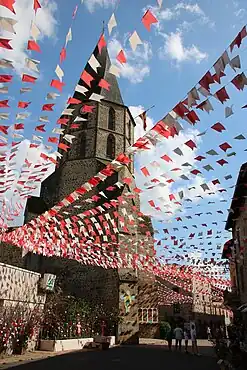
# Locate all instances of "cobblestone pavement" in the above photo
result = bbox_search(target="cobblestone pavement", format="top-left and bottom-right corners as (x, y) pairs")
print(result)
(0, 342), (218, 370)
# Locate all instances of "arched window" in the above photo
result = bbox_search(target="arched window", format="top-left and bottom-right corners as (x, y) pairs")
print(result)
(108, 107), (115, 131)
(106, 134), (115, 159)
(80, 132), (86, 158)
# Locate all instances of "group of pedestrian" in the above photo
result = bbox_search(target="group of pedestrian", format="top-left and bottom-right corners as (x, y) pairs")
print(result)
(166, 324), (199, 355)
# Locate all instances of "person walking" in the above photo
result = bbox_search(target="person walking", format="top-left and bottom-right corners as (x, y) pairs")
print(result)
(207, 326), (212, 340)
(174, 325), (183, 351)
(184, 328), (189, 353)
(166, 327), (173, 351)
(191, 324), (199, 355)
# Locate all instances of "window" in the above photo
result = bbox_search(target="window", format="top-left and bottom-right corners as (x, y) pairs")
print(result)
(139, 308), (159, 323)
(106, 134), (115, 159)
(80, 132), (86, 158)
(108, 107), (115, 131)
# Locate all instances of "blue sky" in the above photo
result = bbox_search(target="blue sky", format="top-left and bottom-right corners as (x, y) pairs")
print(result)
(1, 0), (247, 274)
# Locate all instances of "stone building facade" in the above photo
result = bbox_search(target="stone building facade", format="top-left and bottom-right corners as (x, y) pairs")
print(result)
(23, 41), (158, 343)
(224, 162), (247, 316)
(158, 277), (227, 338)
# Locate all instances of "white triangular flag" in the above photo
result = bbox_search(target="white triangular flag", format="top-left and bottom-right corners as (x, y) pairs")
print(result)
(20, 87), (32, 94)
(16, 113), (30, 120)
(53, 151), (63, 159)
(88, 54), (101, 72)
(109, 64), (120, 77)
(74, 116), (87, 122)
(39, 116), (50, 122)
(0, 58), (14, 69)
(0, 113), (9, 120)
(30, 22), (41, 41)
(55, 64), (64, 81)
(75, 84), (88, 95)
(25, 58), (40, 73)
(62, 108), (74, 115)
(129, 31), (142, 51)
(0, 17), (17, 34)
(157, 0), (163, 7)
(230, 55), (241, 71)
(64, 134), (75, 144)
(225, 106), (234, 118)
(65, 28), (72, 46)
(0, 86), (8, 94)
(46, 92), (60, 100)
(89, 93), (104, 102)
(32, 135), (43, 142)
(108, 13), (117, 35)
(12, 133), (24, 139)
(52, 128), (64, 135)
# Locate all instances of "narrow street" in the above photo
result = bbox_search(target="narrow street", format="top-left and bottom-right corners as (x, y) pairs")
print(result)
(2, 344), (218, 370)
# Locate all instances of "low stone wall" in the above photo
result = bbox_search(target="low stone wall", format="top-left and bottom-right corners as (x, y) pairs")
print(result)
(40, 336), (116, 352)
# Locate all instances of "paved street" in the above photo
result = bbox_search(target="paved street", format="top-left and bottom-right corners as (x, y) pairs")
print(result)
(2, 344), (218, 370)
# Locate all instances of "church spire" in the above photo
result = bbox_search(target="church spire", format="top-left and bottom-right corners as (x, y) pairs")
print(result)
(72, 34), (124, 106)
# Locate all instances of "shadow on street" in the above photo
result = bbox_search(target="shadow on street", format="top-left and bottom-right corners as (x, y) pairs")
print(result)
(5, 344), (218, 370)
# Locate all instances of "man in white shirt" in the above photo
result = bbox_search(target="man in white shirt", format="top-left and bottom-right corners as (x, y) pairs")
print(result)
(174, 325), (183, 351)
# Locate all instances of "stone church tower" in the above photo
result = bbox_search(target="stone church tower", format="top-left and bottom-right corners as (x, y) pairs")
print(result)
(24, 37), (158, 342)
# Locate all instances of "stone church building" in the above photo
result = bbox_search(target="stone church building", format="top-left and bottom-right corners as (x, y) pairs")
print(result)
(22, 38), (159, 343)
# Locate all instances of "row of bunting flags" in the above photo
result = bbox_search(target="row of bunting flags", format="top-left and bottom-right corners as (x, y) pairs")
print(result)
(0, 0), (245, 302)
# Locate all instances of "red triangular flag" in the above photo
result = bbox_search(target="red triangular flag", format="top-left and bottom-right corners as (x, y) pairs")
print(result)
(14, 123), (24, 130)
(161, 154), (172, 163)
(82, 105), (94, 113)
(0, 125), (9, 134)
(219, 142), (232, 152)
(80, 70), (94, 87)
(42, 103), (54, 111)
(0, 100), (9, 108)
(0, 0), (16, 14)
(18, 101), (30, 109)
(22, 74), (37, 83)
(98, 34), (106, 54)
(67, 97), (81, 105)
(50, 79), (65, 92)
(98, 79), (111, 91)
(116, 50), (127, 64)
(185, 140), (197, 150)
(142, 10), (158, 31)
(60, 47), (66, 63)
(211, 122), (225, 132)
(27, 40), (41, 52)
(0, 74), (12, 83)
(35, 124), (46, 132)
(0, 38), (12, 50)
(58, 143), (70, 152)
(48, 137), (59, 144)
(33, 0), (41, 13)
(141, 167), (150, 177)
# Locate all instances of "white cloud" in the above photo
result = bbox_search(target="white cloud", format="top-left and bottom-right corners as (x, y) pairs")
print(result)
(147, 2), (214, 29)
(159, 31), (208, 65)
(108, 37), (152, 84)
(132, 123), (219, 220)
(0, 0), (58, 74)
(83, 0), (117, 13)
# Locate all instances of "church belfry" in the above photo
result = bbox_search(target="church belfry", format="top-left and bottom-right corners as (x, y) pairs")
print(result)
(24, 34), (157, 345)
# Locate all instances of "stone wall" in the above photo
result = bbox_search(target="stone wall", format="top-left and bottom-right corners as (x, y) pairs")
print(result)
(0, 262), (46, 308)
